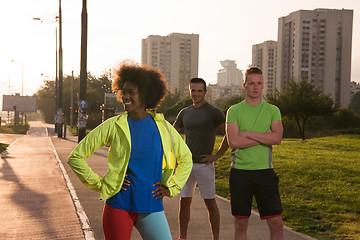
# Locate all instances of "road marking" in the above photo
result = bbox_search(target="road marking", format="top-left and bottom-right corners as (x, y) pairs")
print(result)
(8, 138), (21, 149)
(48, 134), (95, 240)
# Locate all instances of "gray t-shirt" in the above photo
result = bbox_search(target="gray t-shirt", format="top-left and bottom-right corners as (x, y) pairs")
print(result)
(174, 102), (225, 163)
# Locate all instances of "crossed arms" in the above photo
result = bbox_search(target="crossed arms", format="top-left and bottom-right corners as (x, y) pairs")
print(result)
(226, 120), (283, 149)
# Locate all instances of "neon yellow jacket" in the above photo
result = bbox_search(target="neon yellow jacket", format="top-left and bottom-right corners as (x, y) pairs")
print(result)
(67, 111), (193, 200)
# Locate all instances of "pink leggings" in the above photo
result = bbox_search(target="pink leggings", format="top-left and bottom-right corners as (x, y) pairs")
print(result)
(102, 204), (172, 240)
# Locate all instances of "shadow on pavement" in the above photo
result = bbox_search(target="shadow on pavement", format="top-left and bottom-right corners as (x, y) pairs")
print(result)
(0, 152), (61, 239)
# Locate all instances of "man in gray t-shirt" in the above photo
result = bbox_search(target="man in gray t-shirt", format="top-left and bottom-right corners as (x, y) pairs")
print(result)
(175, 102), (225, 163)
(173, 78), (228, 240)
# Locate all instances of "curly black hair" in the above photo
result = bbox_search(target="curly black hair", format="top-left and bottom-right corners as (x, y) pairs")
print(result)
(112, 60), (169, 109)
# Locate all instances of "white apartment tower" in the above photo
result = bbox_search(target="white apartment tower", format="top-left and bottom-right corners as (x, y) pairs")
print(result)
(276, 8), (353, 107)
(141, 33), (199, 96)
(252, 40), (277, 94)
(217, 60), (243, 87)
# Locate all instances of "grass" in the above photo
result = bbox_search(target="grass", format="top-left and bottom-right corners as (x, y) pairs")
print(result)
(0, 143), (9, 153)
(0, 123), (28, 153)
(214, 134), (360, 240)
(67, 125), (91, 136)
(0, 123), (29, 134)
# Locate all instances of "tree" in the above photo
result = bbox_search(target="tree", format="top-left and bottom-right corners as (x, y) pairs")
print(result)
(157, 89), (181, 113)
(33, 80), (56, 123)
(331, 108), (360, 129)
(349, 92), (360, 113)
(86, 71), (113, 129)
(214, 95), (245, 114)
(34, 70), (112, 129)
(266, 79), (334, 140)
(163, 97), (192, 119)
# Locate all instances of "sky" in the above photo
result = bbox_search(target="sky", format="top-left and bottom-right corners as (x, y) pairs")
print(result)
(0, 0), (359, 107)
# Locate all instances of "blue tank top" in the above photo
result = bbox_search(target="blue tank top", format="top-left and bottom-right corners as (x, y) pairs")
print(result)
(105, 114), (164, 213)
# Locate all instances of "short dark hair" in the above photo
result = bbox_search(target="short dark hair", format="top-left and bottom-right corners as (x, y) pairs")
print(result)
(189, 78), (206, 91)
(112, 60), (168, 109)
(244, 67), (263, 83)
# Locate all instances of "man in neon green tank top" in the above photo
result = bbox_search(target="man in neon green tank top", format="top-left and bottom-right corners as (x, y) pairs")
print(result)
(226, 67), (284, 240)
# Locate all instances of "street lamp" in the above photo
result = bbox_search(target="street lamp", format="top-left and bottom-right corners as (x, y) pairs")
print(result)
(33, 14), (60, 134)
(78, 0), (88, 142)
(58, 0), (64, 138)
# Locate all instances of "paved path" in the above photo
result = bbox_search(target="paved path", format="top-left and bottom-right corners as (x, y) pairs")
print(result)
(0, 122), (84, 239)
(0, 122), (316, 239)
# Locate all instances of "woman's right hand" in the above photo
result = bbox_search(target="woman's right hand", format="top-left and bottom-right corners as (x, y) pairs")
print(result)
(121, 174), (130, 191)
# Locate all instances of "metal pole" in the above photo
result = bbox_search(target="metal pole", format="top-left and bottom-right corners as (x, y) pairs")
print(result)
(21, 62), (24, 124)
(8, 73), (10, 95)
(70, 70), (74, 128)
(63, 116), (67, 139)
(33, 16), (59, 131)
(78, 0), (88, 142)
(58, 0), (63, 138)
(55, 22), (59, 133)
(21, 62), (24, 96)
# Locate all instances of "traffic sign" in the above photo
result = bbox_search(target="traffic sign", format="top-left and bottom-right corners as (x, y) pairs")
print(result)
(78, 100), (88, 109)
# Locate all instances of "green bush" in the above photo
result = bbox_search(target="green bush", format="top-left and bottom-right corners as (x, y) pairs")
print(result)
(0, 123), (30, 134)
(331, 108), (360, 129)
(0, 143), (8, 153)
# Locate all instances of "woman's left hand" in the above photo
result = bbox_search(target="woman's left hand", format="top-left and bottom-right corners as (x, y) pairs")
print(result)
(152, 182), (170, 200)
(121, 174), (131, 191)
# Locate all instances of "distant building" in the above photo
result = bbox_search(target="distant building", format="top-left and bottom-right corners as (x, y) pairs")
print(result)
(206, 60), (243, 103)
(350, 81), (360, 97)
(252, 40), (277, 94)
(141, 33), (199, 96)
(217, 60), (243, 86)
(276, 8), (353, 107)
(206, 84), (243, 104)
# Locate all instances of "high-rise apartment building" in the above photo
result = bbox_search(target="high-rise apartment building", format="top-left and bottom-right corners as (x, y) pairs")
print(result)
(141, 33), (199, 96)
(217, 60), (243, 87)
(252, 40), (277, 95)
(276, 8), (353, 107)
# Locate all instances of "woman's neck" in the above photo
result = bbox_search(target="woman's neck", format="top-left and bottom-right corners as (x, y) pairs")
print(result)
(128, 109), (148, 119)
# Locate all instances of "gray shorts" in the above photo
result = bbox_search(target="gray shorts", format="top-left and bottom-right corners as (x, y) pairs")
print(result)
(178, 163), (216, 199)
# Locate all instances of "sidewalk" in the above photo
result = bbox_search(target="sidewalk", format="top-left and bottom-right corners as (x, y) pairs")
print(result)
(0, 122), (316, 239)
(0, 122), (84, 239)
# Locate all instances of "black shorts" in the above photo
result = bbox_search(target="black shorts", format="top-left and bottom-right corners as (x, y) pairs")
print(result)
(229, 168), (282, 219)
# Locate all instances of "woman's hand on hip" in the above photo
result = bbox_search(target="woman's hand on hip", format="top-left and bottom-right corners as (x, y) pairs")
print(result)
(152, 182), (170, 200)
(121, 174), (130, 191)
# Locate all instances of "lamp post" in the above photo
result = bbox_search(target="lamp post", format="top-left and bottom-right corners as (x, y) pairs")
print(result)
(78, 0), (88, 142)
(57, 0), (63, 138)
(33, 13), (60, 133)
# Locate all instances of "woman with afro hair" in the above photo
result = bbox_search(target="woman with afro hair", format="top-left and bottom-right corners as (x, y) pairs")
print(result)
(68, 60), (193, 240)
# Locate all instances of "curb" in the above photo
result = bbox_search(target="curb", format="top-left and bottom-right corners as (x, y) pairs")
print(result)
(48, 128), (95, 240)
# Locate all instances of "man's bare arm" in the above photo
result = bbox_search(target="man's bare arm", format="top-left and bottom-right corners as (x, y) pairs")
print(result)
(226, 122), (260, 149)
(201, 123), (229, 164)
(240, 120), (283, 145)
